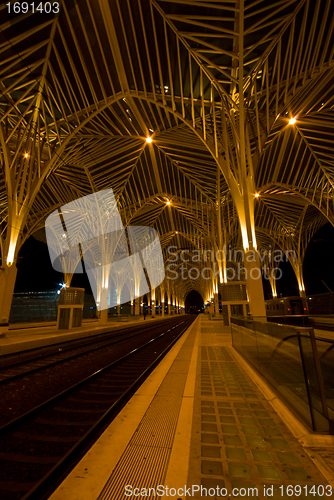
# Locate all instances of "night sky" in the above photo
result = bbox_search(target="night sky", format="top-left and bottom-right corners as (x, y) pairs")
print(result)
(15, 237), (93, 294)
(14, 223), (334, 303)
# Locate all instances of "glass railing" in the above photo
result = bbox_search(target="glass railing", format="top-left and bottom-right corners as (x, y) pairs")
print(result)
(231, 317), (334, 433)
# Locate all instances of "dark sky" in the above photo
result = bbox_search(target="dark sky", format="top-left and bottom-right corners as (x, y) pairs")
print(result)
(262, 223), (334, 299)
(15, 237), (93, 294)
(303, 222), (334, 295)
(15, 223), (334, 299)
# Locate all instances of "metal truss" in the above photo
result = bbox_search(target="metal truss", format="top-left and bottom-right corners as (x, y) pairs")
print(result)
(0, 0), (333, 304)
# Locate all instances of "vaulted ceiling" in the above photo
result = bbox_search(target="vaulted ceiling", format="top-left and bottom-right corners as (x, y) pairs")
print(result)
(1, 0), (333, 294)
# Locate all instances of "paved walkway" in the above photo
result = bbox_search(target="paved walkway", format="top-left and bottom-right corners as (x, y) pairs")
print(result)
(49, 316), (334, 500)
(187, 320), (333, 499)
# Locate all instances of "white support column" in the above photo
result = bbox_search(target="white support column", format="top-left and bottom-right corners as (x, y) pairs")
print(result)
(269, 270), (278, 299)
(0, 264), (17, 333)
(214, 293), (219, 315)
(160, 286), (164, 316)
(147, 292), (151, 315)
(151, 288), (155, 317)
(244, 250), (266, 319)
(295, 258), (307, 298)
(134, 297), (140, 315)
(99, 289), (109, 324)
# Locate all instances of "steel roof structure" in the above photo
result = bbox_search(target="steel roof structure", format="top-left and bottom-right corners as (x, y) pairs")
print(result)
(0, 0), (334, 318)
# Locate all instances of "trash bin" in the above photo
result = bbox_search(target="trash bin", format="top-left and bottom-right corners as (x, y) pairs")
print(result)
(57, 287), (85, 329)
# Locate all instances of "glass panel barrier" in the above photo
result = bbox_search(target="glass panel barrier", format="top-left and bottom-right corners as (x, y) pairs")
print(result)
(297, 331), (329, 432)
(231, 317), (334, 433)
(314, 336), (334, 423)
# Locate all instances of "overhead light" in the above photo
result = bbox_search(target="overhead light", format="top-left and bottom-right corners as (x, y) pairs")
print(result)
(255, 193), (260, 198)
(166, 200), (171, 206)
(146, 136), (152, 143)
(24, 153), (29, 158)
(175, 231), (178, 234)
(289, 117), (296, 124)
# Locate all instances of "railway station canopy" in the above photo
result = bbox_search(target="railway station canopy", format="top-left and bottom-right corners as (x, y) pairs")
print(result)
(0, 0), (334, 320)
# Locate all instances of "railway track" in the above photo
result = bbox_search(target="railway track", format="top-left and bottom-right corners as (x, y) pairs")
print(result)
(0, 316), (184, 384)
(0, 315), (195, 500)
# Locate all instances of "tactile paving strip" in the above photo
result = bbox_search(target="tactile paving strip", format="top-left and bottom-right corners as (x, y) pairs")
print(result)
(97, 327), (197, 500)
(188, 333), (330, 500)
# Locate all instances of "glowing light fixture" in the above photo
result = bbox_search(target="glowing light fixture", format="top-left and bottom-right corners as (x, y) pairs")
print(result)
(146, 136), (152, 143)
(166, 200), (171, 206)
(24, 153), (29, 158)
(289, 117), (296, 124)
(255, 193), (260, 198)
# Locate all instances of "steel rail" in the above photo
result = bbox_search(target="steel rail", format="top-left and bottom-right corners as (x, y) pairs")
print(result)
(2, 317), (192, 500)
(0, 317), (184, 385)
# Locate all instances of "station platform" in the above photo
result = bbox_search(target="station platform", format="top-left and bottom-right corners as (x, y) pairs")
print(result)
(2, 316), (334, 359)
(0, 315), (172, 357)
(49, 315), (334, 500)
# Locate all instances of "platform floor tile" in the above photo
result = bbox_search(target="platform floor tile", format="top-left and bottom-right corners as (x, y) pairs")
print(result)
(187, 328), (330, 500)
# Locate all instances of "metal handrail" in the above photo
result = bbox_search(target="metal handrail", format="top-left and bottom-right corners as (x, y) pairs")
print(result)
(231, 316), (333, 432)
(271, 333), (334, 359)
